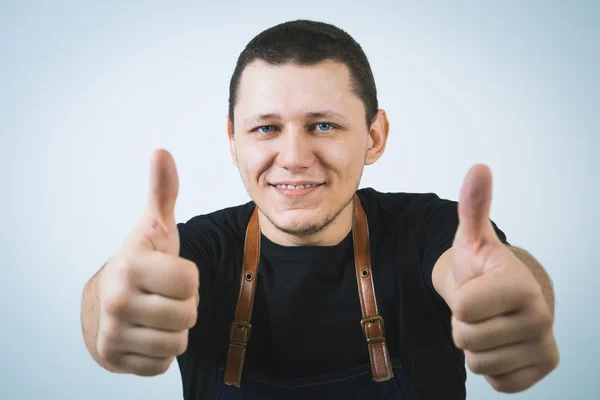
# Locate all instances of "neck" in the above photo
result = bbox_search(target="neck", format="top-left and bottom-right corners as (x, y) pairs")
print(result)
(258, 201), (354, 247)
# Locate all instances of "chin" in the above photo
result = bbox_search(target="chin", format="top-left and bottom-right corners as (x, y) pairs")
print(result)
(268, 210), (329, 237)
(281, 222), (324, 237)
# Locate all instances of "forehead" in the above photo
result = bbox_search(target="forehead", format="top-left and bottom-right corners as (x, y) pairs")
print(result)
(234, 60), (363, 122)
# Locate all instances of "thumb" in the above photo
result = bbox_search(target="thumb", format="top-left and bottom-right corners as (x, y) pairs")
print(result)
(453, 164), (500, 284)
(148, 148), (179, 220)
(455, 164), (495, 248)
(139, 148), (180, 254)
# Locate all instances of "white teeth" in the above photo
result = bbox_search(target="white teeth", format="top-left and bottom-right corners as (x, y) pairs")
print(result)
(275, 184), (320, 189)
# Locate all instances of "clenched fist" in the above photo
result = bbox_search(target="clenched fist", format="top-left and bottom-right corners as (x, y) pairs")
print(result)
(447, 165), (559, 392)
(94, 149), (199, 376)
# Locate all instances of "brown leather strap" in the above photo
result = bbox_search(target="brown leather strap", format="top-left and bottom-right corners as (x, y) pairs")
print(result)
(224, 206), (260, 387)
(352, 195), (394, 382)
(224, 194), (393, 387)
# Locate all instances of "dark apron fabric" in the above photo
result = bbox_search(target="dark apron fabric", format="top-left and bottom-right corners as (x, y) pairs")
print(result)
(215, 358), (417, 399)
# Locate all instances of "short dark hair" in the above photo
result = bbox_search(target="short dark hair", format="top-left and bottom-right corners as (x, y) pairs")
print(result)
(228, 20), (378, 130)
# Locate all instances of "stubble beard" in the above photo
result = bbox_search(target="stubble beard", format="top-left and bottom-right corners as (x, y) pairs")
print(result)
(237, 156), (364, 239)
(261, 192), (355, 238)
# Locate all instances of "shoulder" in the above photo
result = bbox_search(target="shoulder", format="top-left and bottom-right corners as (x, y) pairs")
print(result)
(177, 200), (255, 244)
(356, 187), (457, 226)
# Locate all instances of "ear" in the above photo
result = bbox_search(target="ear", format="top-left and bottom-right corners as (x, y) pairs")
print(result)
(365, 109), (390, 165)
(227, 117), (239, 168)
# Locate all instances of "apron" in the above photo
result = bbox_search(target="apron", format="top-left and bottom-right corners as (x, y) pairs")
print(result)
(216, 194), (417, 399)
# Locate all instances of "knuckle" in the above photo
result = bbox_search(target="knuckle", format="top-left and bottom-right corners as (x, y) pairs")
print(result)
(520, 283), (540, 305)
(466, 353), (484, 374)
(175, 332), (189, 356)
(542, 335), (560, 370)
(138, 359), (170, 376)
(168, 335), (183, 356)
(96, 334), (121, 364)
(182, 280), (196, 299)
(156, 357), (175, 374)
(487, 377), (511, 393)
(183, 261), (200, 295)
(184, 307), (198, 329)
(97, 319), (123, 344)
(453, 330), (469, 350)
(451, 318), (468, 349)
(155, 332), (187, 357)
(489, 375), (531, 394)
(532, 309), (553, 333)
(181, 312), (192, 330)
(540, 309), (554, 330)
(103, 350), (122, 367)
(102, 290), (131, 316)
(452, 293), (470, 321)
(154, 335), (174, 356)
(187, 260), (199, 281)
(113, 254), (138, 282)
(164, 356), (176, 372)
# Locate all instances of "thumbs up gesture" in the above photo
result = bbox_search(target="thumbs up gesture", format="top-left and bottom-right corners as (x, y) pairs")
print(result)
(95, 149), (199, 376)
(448, 165), (559, 392)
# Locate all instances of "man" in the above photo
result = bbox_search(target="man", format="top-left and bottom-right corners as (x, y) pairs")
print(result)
(80, 20), (559, 399)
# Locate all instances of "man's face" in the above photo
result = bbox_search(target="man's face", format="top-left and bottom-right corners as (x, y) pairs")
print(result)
(229, 60), (387, 241)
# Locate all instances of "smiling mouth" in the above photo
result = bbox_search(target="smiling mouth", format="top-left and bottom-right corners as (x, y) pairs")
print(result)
(270, 183), (324, 190)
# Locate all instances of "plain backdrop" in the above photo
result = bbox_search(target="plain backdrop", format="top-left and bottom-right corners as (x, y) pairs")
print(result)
(1, 1), (598, 399)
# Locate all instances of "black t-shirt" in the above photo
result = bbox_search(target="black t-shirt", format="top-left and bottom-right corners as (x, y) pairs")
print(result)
(176, 188), (508, 399)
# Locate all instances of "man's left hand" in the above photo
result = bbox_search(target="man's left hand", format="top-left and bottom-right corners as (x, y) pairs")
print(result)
(449, 164), (559, 393)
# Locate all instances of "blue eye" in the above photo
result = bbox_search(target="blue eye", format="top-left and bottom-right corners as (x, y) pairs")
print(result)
(257, 126), (275, 134)
(315, 123), (333, 131)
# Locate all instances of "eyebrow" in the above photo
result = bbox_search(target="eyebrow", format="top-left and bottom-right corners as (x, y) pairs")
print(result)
(242, 111), (348, 127)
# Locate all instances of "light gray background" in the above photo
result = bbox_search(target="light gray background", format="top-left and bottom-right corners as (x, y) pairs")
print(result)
(1, 1), (598, 399)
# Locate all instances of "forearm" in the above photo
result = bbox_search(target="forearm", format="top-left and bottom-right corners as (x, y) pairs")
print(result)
(509, 246), (555, 316)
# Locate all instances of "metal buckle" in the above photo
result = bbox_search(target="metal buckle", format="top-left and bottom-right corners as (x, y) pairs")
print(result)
(361, 315), (386, 344)
(229, 321), (252, 348)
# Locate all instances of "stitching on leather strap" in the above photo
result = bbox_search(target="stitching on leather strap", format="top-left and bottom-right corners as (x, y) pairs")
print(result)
(353, 195), (393, 382)
(224, 207), (260, 387)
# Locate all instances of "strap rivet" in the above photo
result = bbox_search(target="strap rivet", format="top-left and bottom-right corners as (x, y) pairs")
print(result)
(361, 269), (369, 277)
(245, 272), (253, 281)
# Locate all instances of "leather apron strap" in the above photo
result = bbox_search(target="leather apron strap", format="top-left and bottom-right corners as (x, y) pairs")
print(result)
(224, 194), (393, 387)
(352, 195), (394, 382)
(223, 206), (260, 387)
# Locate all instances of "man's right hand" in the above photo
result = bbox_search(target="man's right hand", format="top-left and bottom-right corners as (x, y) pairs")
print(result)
(95, 149), (199, 376)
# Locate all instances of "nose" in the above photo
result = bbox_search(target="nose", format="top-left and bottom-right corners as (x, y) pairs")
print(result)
(275, 125), (316, 172)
